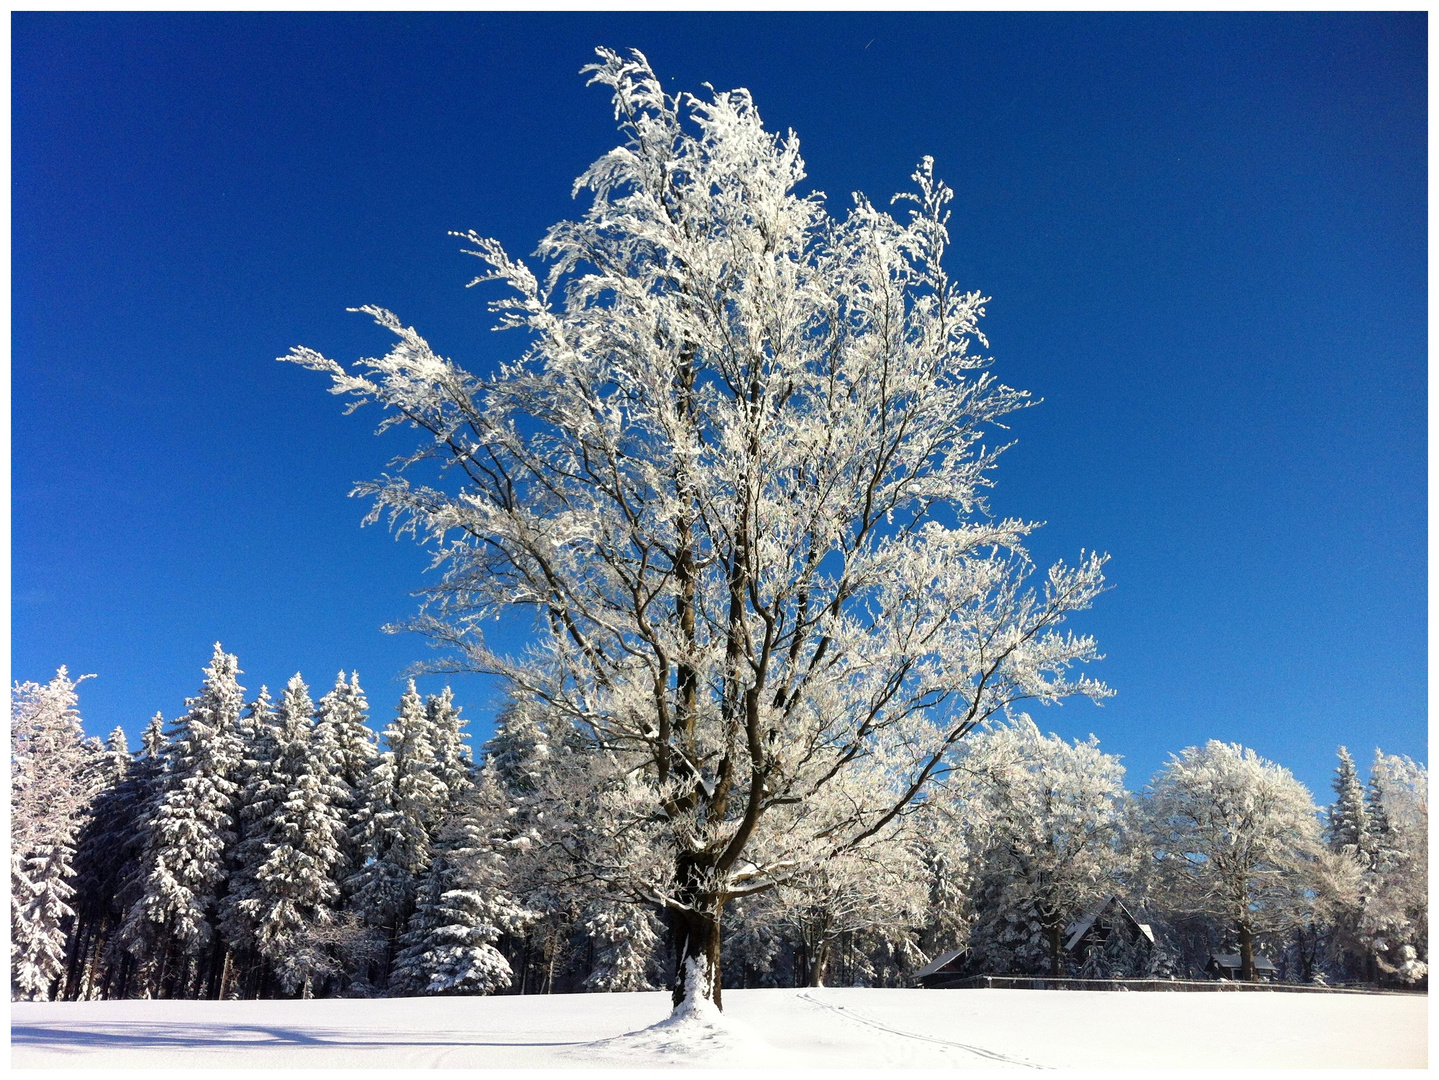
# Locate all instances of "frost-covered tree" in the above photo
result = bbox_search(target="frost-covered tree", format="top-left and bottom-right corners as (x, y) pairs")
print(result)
(78, 712), (170, 999)
(947, 717), (1129, 977)
(1357, 751), (1427, 985)
(426, 687), (474, 811)
(346, 681), (448, 985)
(11, 668), (101, 1000)
(582, 899), (663, 992)
(223, 675), (349, 996)
(316, 672), (377, 793)
(1143, 741), (1325, 982)
(286, 48), (1109, 1012)
(390, 771), (534, 996)
(314, 672), (378, 893)
(64, 727), (140, 1000)
(121, 644), (246, 997)
(1326, 746), (1370, 856)
(767, 840), (927, 987)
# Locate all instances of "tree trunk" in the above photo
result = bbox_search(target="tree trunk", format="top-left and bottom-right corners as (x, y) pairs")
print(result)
(669, 888), (723, 1012)
(1048, 920), (1064, 978)
(1238, 922), (1255, 982)
(808, 940), (830, 987)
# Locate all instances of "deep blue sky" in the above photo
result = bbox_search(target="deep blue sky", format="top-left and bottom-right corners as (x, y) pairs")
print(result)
(13, 12), (1426, 799)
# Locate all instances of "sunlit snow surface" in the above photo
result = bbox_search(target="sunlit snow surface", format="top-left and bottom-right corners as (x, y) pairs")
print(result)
(12, 987), (1427, 1069)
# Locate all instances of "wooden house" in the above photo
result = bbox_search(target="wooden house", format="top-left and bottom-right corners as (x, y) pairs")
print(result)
(913, 948), (971, 989)
(1063, 895), (1155, 973)
(1205, 953), (1279, 982)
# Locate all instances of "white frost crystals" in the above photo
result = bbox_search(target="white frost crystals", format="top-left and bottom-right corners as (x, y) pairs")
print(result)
(284, 47), (1110, 1011)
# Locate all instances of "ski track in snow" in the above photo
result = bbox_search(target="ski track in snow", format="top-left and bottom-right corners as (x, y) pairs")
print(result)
(794, 989), (1045, 1068)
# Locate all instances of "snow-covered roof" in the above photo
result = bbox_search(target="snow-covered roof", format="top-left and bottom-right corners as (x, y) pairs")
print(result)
(1063, 896), (1154, 953)
(913, 948), (968, 979)
(1207, 953), (1278, 972)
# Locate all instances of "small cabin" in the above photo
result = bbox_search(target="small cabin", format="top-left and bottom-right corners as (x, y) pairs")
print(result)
(1064, 896), (1155, 970)
(913, 948), (971, 989)
(1205, 953), (1278, 982)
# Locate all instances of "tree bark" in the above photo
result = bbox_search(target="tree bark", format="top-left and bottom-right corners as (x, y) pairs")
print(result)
(808, 940), (830, 987)
(1238, 922), (1255, 982)
(1048, 919), (1064, 978)
(669, 867), (723, 1011)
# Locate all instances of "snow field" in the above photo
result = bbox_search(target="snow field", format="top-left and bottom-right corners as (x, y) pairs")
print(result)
(12, 986), (1427, 1070)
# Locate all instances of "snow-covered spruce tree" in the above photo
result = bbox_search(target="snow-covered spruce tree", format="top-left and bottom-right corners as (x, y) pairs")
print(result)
(945, 717), (1129, 977)
(82, 713), (169, 999)
(11, 668), (103, 1001)
(285, 48), (1109, 1013)
(346, 681), (448, 986)
(913, 829), (972, 964)
(390, 770), (535, 995)
(314, 672), (378, 921)
(217, 686), (278, 995)
(426, 686), (474, 812)
(121, 644), (246, 998)
(223, 675), (350, 997)
(1357, 751), (1427, 985)
(62, 726), (135, 1000)
(1143, 741), (1325, 982)
(1327, 747), (1371, 856)
(581, 898), (663, 991)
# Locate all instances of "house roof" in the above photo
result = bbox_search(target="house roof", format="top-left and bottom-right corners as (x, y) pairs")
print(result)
(914, 948), (968, 979)
(1063, 895), (1156, 954)
(1207, 953), (1279, 973)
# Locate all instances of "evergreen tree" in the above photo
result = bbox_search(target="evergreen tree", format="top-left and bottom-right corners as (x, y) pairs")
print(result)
(389, 771), (533, 996)
(426, 686), (473, 815)
(11, 668), (100, 1000)
(1327, 747), (1370, 857)
(314, 672), (377, 892)
(219, 687), (280, 993)
(1357, 751), (1428, 985)
(346, 681), (447, 986)
(315, 671), (376, 793)
(95, 713), (170, 998)
(63, 727), (135, 999)
(121, 644), (246, 996)
(582, 900), (661, 992)
(225, 675), (349, 997)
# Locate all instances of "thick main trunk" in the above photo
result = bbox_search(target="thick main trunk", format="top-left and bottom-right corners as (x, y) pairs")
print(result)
(669, 872), (723, 1012)
(808, 940), (830, 987)
(1238, 922), (1255, 982)
(1047, 920), (1064, 978)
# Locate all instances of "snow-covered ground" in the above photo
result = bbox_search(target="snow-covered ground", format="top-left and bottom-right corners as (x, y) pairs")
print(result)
(12, 986), (1426, 1070)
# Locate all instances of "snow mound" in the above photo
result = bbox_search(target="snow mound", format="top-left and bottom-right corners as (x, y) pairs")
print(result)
(584, 990), (775, 1066)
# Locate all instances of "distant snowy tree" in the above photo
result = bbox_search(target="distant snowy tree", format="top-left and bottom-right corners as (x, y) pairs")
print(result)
(121, 644), (246, 996)
(426, 687), (474, 812)
(314, 672), (377, 902)
(582, 900), (662, 992)
(316, 672), (377, 793)
(218, 686), (278, 992)
(223, 675), (349, 996)
(948, 717), (1129, 977)
(347, 681), (447, 985)
(768, 840), (927, 987)
(914, 831), (971, 962)
(11, 668), (100, 1000)
(1357, 751), (1427, 984)
(390, 771), (534, 996)
(1143, 741), (1325, 982)
(1326, 747), (1370, 856)
(286, 45), (1109, 1013)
